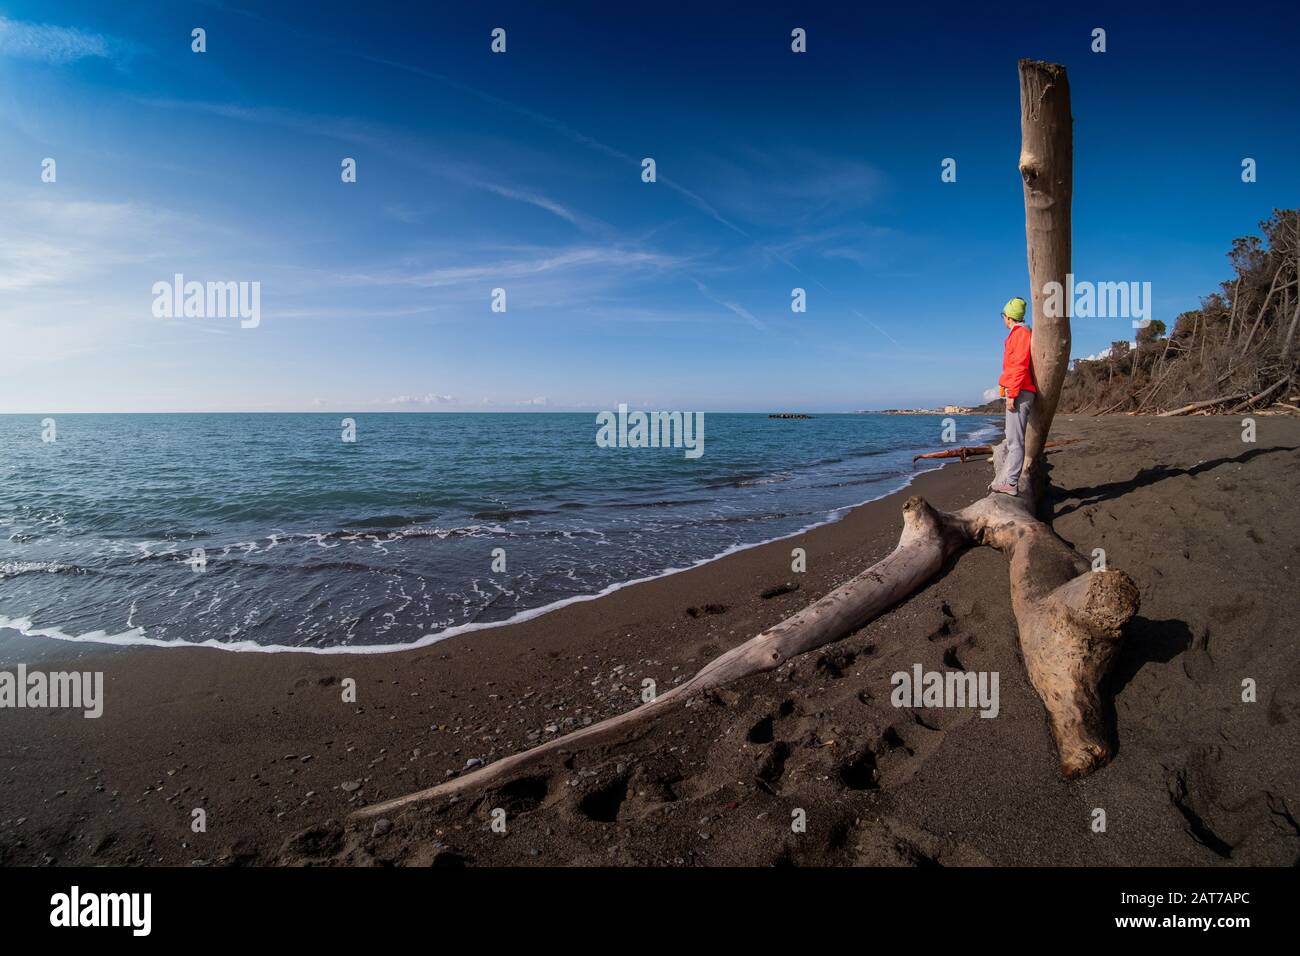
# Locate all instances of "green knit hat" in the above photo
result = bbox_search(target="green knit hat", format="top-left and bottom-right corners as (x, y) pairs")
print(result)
(1003, 297), (1027, 322)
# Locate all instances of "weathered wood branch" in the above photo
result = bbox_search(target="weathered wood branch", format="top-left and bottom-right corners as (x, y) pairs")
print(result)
(1135, 362), (1176, 413)
(914, 445), (991, 462)
(1240, 266), (1291, 355)
(1157, 391), (1251, 417)
(354, 496), (971, 819)
(913, 439), (1080, 462)
(1281, 292), (1300, 359)
(1226, 276), (1241, 341)
(1095, 396), (1131, 416)
(1226, 375), (1290, 415)
(965, 469), (1137, 774)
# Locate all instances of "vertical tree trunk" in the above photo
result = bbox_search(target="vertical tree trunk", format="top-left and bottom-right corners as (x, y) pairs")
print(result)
(1281, 295), (1300, 360)
(1018, 60), (1073, 486)
(1226, 277), (1240, 341)
(1286, 229), (1300, 360)
(1240, 264), (1285, 355)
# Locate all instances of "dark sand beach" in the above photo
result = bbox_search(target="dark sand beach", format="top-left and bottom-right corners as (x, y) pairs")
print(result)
(2, 415), (1297, 867)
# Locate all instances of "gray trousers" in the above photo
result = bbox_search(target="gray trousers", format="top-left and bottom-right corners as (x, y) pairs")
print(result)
(1002, 391), (1034, 486)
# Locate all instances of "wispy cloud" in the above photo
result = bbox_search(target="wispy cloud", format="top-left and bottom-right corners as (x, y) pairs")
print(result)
(337, 50), (888, 326)
(467, 179), (584, 228)
(382, 393), (456, 406)
(381, 201), (439, 224)
(137, 74), (886, 347)
(0, 189), (273, 374)
(691, 279), (766, 331)
(343, 246), (683, 290)
(764, 224), (899, 266)
(851, 308), (902, 348)
(140, 98), (604, 235)
(0, 15), (126, 64)
(0, 194), (181, 291)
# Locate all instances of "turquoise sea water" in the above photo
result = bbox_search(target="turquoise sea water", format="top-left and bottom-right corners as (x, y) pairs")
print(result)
(0, 413), (996, 652)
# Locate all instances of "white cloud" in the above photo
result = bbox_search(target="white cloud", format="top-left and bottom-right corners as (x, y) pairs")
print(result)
(0, 190), (239, 373)
(0, 16), (122, 64)
(383, 393), (457, 406)
(0, 195), (180, 291)
(1077, 350), (1114, 362)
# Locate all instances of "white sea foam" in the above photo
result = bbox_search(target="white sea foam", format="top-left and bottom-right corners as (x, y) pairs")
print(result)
(0, 561), (80, 578)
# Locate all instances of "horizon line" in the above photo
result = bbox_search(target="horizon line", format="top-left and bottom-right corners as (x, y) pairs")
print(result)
(0, 408), (995, 416)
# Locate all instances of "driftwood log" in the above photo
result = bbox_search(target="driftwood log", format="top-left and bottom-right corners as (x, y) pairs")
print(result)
(1227, 375), (1289, 415)
(913, 438), (1080, 462)
(1157, 375), (1287, 418)
(352, 59), (1139, 822)
(1158, 392), (1250, 417)
(914, 445), (994, 463)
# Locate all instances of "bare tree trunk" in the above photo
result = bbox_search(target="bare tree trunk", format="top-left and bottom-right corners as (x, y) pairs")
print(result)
(1283, 293), (1300, 360)
(1157, 391), (1251, 417)
(1135, 363), (1174, 413)
(1285, 235), (1300, 361)
(1226, 277), (1240, 341)
(1226, 375), (1289, 414)
(1154, 314), (1175, 379)
(1095, 396), (1130, 416)
(351, 60), (1139, 824)
(1240, 265), (1289, 355)
(1017, 59), (1073, 486)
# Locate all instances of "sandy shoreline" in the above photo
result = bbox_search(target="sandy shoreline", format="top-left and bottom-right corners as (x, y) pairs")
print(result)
(2, 415), (1297, 866)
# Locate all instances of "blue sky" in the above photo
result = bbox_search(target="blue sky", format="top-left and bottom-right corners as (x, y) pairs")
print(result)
(1, 0), (1296, 413)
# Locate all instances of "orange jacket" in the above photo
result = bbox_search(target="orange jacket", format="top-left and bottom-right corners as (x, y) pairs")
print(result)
(998, 324), (1037, 399)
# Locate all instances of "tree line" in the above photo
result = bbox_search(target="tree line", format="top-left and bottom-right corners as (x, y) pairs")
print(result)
(1057, 209), (1299, 416)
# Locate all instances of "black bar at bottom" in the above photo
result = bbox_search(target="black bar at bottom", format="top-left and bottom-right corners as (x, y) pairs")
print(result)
(0, 865), (1284, 941)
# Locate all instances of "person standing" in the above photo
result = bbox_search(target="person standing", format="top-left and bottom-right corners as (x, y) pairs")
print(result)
(991, 297), (1037, 496)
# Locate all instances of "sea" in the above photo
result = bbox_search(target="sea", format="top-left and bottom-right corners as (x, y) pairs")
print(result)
(0, 413), (997, 653)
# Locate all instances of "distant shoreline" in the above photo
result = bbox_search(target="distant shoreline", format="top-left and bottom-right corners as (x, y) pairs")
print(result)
(866, 409), (991, 416)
